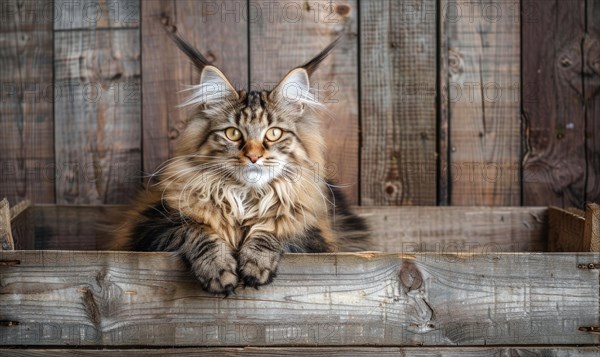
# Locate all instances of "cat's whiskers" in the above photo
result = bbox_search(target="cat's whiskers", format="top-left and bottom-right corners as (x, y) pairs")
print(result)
(145, 155), (231, 184)
(157, 161), (231, 188)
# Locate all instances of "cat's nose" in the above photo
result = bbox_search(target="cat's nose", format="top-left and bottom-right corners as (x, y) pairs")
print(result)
(246, 155), (262, 163)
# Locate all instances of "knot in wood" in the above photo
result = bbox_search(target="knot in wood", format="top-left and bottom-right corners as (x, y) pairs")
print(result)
(160, 13), (169, 26)
(169, 128), (180, 140)
(384, 182), (400, 197)
(560, 57), (572, 68)
(205, 51), (217, 63)
(335, 4), (351, 16)
(448, 49), (464, 79)
(399, 262), (423, 291)
(165, 24), (177, 33)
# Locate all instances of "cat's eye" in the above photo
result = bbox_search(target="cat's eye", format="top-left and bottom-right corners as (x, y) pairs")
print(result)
(225, 127), (242, 141)
(265, 127), (283, 141)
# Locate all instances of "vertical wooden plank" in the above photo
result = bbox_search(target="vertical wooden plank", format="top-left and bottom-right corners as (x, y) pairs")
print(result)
(8, 200), (33, 250)
(141, 0), (248, 176)
(444, 0), (521, 205)
(585, 0), (600, 203)
(54, 0), (141, 204)
(439, 0), (451, 206)
(361, 0), (437, 206)
(548, 206), (586, 252)
(522, 0), (586, 207)
(0, 0), (55, 205)
(249, 0), (359, 204)
(584, 203), (600, 252)
(0, 198), (14, 250)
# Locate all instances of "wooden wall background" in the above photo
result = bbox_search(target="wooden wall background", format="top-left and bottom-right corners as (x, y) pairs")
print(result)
(1, 0), (599, 208)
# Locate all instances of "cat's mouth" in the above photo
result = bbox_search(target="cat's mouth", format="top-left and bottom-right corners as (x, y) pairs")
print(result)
(235, 163), (283, 187)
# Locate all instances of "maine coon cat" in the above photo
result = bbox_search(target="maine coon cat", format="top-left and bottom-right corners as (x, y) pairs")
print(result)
(114, 29), (370, 295)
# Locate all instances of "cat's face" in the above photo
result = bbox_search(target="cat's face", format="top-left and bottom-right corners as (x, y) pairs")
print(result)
(175, 66), (325, 188)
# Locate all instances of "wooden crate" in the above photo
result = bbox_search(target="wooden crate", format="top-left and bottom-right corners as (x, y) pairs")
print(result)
(1, 202), (599, 355)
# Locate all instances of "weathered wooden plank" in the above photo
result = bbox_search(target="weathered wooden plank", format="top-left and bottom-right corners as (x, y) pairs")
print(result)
(547, 203), (600, 252)
(0, 0), (55, 205)
(585, 0), (600, 203)
(18, 205), (549, 252)
(30, 205), (112, 250)
(439, 0), (451, 206)
(584, 203), (600, 252)
(548, 206), (586, 252)
(54, 24), (141, 204)
(444, 0), (521, 205)
(355, 206), (548, 252)
(54, 0), (140, 30)
(0, 199), (14, 250)
(0, 251), (597, 346)
(522, 0), (587, 207)
(1, 199), (31, 251)
(249, 0), (359, 204)
(141, 0), (248, 177)
(361, 0), (437, 206)
(8, 201), (34, 250)
(1, 347), (600, 356)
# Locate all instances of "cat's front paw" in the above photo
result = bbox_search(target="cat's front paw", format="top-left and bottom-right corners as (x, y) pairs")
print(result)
(237, 236), (283, 288)
(188, 239), (238, 295)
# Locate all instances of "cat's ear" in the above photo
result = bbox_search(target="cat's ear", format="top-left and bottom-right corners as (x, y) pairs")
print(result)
(269, 68), (311, 110)
(269, 36), (342, 111)
(199, 65), (239, 101)
(178, 65), (238, 107)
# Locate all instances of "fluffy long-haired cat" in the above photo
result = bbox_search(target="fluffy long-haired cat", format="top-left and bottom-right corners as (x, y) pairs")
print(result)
(113, 29), (370, 295)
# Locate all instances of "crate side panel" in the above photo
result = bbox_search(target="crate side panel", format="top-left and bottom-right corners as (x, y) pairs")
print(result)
(0, 252), (597, 346)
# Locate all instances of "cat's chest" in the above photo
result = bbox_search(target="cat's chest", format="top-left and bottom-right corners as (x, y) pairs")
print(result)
(228, 190), (275, 223)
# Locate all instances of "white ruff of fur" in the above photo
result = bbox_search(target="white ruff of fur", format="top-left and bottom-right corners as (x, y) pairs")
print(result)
(159, 160), (327, 248)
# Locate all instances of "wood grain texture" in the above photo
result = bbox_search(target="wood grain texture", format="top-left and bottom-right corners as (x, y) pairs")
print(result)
(0, 0), (55, 205)
(30, 205), (115, 250)
(0, 199), (14, 250)
(583, 203), (600, 252)
(249, 0), (359, 204)
(548, 206), (586, 252)
(15, 205), (549, 252)
(54, 0), (140, 30)
(0, 251), (598, 346)
(355, 206), (548, 252)
(585, 0), (600, 204)
(141, 0), (248, 177)
(361, 0), (437, 206)
(1, 347), (600, 356)
(54, 28), (141, 204)
(522, 0), (587, 207)
(439, 0), (451, 206)
(8, 203), (34, 250)
(444, 0), (521, 205)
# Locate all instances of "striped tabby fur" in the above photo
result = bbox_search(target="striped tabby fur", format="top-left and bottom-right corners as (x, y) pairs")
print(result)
(112, 30), (370, 295)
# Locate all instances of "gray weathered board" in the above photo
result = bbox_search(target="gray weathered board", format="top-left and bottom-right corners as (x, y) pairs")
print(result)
(0, 251), (598, 346)
(10, 205), (548, 252)
(443, 0), (521, 206)
(360, 0), (437, 206)
(53, 0), (142, 205)
(1, 347), (599, 356)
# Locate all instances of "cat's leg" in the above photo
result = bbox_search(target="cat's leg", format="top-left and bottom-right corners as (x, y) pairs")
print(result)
(176, 225), (239, 295)
(237, 233), (283, 288)
(129, 205), (239, 295)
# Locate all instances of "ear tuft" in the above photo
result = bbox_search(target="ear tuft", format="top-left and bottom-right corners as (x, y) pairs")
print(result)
(179, 65), (238, 107)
